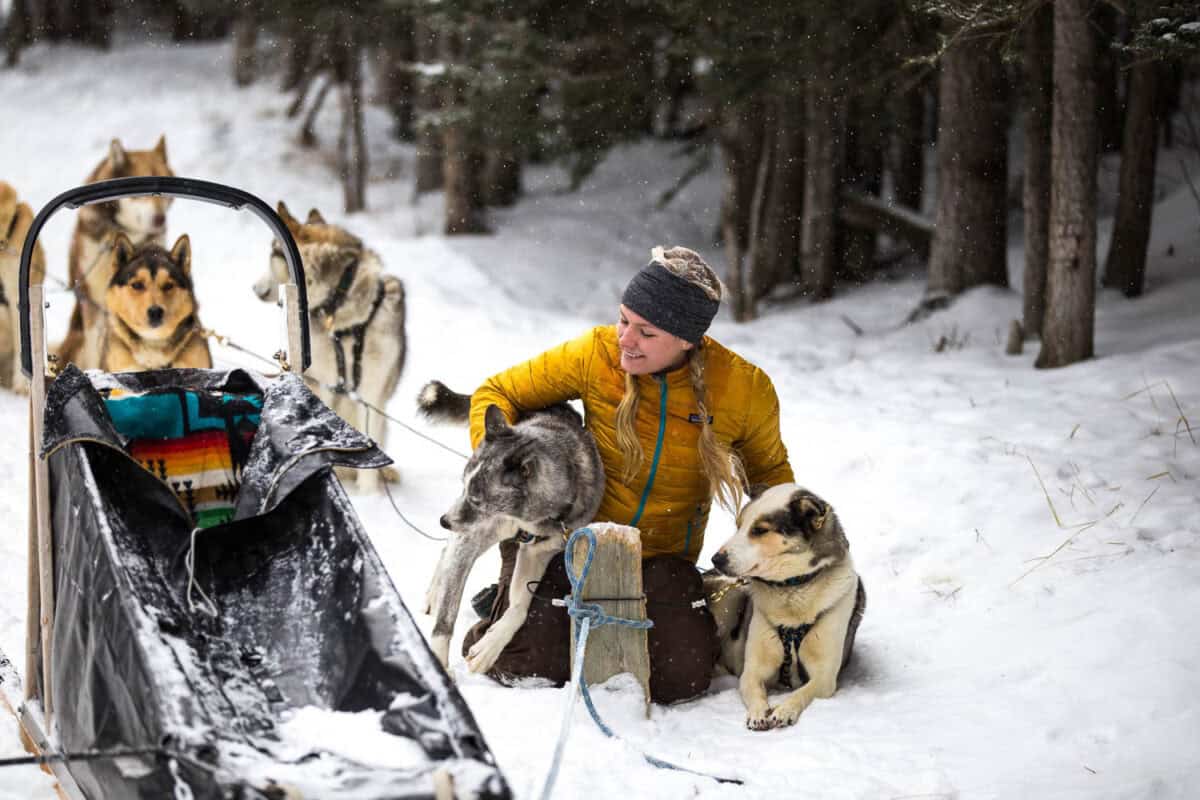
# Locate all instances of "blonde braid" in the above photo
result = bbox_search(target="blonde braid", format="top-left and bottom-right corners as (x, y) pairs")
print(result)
(689, 345), (746, 513)
(615, 371), (643, 483)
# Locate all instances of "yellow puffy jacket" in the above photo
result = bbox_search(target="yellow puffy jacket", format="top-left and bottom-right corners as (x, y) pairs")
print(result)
(469, 325), (793, 561)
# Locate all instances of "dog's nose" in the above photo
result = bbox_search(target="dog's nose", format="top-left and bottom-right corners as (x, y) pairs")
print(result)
(711, 551), (729, 572)
(147, 305), (164, 326)
(439, 515), (451, 530)
(152, 213), (166, 229)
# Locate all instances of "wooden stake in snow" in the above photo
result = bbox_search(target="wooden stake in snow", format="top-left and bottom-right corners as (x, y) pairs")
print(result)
(567, 523), (651, 715)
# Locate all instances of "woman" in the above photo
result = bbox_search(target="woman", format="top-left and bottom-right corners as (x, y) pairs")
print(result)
(463, 246), (794, 703)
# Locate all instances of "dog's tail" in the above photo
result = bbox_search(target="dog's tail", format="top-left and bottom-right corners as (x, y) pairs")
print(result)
(417, 380), (472, 424)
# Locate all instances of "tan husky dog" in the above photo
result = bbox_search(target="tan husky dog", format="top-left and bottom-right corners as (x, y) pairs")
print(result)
(707, 484), (866, 730)
(253, 202), (406, 493)
(0, 181), (46, 392)
(58, 136), (175, 370)
(100, 233), (211, 372)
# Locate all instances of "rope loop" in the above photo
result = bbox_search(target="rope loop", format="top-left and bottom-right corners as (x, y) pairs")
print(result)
(562, 527), (653, 632)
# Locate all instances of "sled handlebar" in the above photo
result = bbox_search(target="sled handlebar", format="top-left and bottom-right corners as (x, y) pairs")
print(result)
(18, 176), (311, 376)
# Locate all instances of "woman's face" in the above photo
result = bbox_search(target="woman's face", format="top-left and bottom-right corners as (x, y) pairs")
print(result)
(616, 304), (693, 375)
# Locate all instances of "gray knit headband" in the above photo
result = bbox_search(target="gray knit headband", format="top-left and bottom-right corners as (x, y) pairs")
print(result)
(621, 261), (720, 344)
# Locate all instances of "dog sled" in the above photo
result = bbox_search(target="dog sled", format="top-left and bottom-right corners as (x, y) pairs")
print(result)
(2, 177), (509, 799)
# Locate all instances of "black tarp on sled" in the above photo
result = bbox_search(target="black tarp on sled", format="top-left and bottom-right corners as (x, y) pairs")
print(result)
(16, 178), (510, 800)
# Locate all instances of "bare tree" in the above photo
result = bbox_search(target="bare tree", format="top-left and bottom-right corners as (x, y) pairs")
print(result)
(413, 19), (444, 195)
(232, 1), (258, 87)
(1037, 0), (1099, 369)
(799, 74), (848, 301)
(927, 36), (1010, 297)
(749, 88), (804, 300)
(338, 34), (367, 214)
(718, 98), (766, 321)
(890, 79), (927, 212)
(441, 26), (486, 234)
(1101, 57), (1159, 297)
(1022, 3), (1053, 338)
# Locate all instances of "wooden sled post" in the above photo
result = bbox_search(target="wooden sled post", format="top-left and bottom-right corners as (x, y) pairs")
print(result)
(567, 523), (651, 716)
(27, 284), (54, 728)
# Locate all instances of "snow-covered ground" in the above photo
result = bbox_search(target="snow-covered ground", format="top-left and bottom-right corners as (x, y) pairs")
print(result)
(1, 40), (1198, 799)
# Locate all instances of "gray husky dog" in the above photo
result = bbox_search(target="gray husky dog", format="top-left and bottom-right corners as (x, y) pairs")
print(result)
(417, 380), (604, 672)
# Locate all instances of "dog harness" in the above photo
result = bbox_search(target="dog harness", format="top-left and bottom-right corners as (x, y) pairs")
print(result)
(310, 254), (360, 322)
(753, 568), (826, 688)
(329, 280), (386, 394)
(775, 623), (813, 689)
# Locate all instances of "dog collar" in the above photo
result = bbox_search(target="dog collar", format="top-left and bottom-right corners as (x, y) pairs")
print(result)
(513, 519), (570, 545)
(753, 567), (825, 589)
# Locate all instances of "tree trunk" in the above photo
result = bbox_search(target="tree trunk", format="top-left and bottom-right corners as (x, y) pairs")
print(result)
(1036, 0), (1099, 369)
(718, 100), (764, 321)
(928, 41), (1010, 297)
(232, 4), (258, 87)
(891, 79), (926, 212)
(443, 126), (486, 233)
(483, 152), (522, 207)
(1022, 3), (1053, 339)
(799, 80), (847, 301)
(338, 45), (367, 214)
(1156, 61), (1182, 149)
(1102, 59), (1158, 297)
(749, 89), (804, 300)
(4, 0), (31, 67)
(652, 40), (692, 137)
(1093, 4), (1123, 154)
(414, 20), (444, 195)
(441, 30), (486, 234)
(841, 97), (885, 283)
(280, 23), (312, 92)
(377, 15), (416, 141)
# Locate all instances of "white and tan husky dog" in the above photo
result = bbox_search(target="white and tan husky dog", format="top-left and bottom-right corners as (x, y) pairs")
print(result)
(58, 136), (176, 370)
(707, 484), (866, 730)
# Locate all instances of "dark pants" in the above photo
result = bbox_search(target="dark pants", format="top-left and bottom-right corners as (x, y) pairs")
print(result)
(462, 539), (719, 704)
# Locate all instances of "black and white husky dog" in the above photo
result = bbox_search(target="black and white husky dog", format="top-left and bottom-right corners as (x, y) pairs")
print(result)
(417, 380), (604, 672)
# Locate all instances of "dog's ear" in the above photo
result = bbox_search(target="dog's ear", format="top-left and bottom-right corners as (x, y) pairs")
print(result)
(170, 234), (191, 275)
(276, 201), (302, 234)
(111, 233), (135, 272)
(154, 134), (168, 161)
(747, 482), (770, 501)
(484, 405), (513, 440)
(788, 492), (829, 536)
(306, 208), (326, 225)
(108, 138), (128, 171)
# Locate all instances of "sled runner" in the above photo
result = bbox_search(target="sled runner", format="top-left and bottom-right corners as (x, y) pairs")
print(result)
(10, 177), (509, 799)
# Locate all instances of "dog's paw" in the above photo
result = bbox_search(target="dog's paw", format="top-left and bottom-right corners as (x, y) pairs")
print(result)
(767, 706), (802, 728)
(379, 465), (400, 485)
(745, 710), (779, 731)
(465, 630), (506, 674)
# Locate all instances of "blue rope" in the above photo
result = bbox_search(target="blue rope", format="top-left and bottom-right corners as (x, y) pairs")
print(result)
(537, 527), (743, 799)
